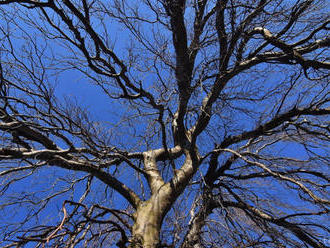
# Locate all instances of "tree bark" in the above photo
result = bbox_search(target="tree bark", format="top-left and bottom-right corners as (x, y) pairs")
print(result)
(129, 185), (172, 248)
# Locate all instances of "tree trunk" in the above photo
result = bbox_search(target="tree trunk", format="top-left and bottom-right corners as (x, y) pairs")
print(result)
(128, 151), (195, 247)
(129, 187), (172, 248)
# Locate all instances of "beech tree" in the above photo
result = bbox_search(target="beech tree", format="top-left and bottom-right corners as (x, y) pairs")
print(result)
(0, 0), (329, 247)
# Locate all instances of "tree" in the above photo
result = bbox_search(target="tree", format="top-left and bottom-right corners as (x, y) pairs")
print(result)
(0, 0), (329, 247)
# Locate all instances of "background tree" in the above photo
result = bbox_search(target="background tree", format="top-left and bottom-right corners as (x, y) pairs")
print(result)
(0, 0), (329, 247)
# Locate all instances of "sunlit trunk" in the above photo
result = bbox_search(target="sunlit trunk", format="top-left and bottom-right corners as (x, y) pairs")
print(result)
(129, 152), (195, 247)
(129, 188), (172, 248)
(130, 203), (162, 247)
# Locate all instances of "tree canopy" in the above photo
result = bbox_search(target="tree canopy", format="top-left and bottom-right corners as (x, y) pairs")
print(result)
(0, 0), (329, 247)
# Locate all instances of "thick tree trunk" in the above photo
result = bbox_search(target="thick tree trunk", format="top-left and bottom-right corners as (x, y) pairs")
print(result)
(129, 186), (172, 248)
(130, 202), (162, 247)
(128, 150), (195, 247)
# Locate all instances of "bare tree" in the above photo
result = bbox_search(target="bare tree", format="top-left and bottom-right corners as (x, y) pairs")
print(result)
(0, 0), (329, 247)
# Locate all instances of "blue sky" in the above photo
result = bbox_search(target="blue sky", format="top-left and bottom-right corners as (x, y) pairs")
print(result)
(0, 1), (329, 247)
